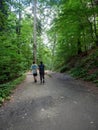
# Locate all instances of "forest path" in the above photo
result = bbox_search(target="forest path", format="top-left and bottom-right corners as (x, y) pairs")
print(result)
(0, 71), (98, 130)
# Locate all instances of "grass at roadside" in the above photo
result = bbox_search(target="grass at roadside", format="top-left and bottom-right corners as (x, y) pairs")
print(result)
(0, 74), (26, 106)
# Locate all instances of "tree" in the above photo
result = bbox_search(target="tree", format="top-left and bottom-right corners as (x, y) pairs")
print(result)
(46, 0), (98, 70)
(0, 0), (9, 31)
(33, 0), (37, 62)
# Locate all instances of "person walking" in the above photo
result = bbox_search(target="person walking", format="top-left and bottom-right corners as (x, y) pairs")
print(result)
(31, 61), (38, 82)
(39, 61), (45, 83)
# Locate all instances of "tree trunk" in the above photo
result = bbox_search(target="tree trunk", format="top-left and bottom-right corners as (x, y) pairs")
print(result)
(51, 33), (56, 70)
(90, 0), (98, 46)
(33, 0), (37, 62)
(77, 38), (82, 54)
(0, 0), (8, 31)
(16, 0), (21, 35)
(80, 0), (95, 45)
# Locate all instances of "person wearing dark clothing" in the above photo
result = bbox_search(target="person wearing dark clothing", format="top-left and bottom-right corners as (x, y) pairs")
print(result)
(39, 61), (45, 83)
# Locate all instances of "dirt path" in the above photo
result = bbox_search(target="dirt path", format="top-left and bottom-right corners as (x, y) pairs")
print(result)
(0, 71), (98, 130)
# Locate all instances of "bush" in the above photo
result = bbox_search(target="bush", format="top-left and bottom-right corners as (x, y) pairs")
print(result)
(0, 74), (26, 106)
(60, 65), (70, 73)
(70, 67), (88, 78)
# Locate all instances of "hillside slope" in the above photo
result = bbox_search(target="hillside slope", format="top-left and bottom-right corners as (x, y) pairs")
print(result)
(66, 48), (98, 86)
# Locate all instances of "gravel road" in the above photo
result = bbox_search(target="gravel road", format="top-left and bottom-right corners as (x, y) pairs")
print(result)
(0, 71), (98, 130)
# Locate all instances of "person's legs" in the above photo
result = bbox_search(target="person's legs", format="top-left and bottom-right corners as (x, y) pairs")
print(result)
(40, 72), (45, 83)
(33, 74), (37, 82)
(35, 76), (37, 82)
(42, 73), (45, 83)
(40, 73), (42, 83)
(33, 75), (36, 82)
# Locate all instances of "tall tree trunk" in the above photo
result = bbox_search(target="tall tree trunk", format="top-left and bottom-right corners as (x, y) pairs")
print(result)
(82, 29), (87, 54)
(90, 0), (98, 46)
(15, 0), (22, 54)
(80, 0), (95, 45)
(77, 38), (82, 54)
(16, 0), (21, 35)
(33, 0), (37, 62)
(0, 0), (8, 31)
(51, 33), (56, 70)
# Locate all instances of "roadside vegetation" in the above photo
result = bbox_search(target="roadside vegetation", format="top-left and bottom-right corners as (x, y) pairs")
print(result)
(68, 48), (98, 86)
(0, 74), (26, 106)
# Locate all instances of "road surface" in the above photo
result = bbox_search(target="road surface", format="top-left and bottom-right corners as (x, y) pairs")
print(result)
(0, 71), (98, 130)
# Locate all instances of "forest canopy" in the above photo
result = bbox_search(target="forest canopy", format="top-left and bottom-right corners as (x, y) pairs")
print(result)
(0, 0), (98, 84)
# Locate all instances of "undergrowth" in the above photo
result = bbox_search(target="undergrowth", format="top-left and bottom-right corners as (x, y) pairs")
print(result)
(68, 49), (98, 87)
(0, 74), (26, 106)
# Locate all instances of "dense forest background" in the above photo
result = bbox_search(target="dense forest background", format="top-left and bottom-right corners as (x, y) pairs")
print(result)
(0, 0), (98, 102)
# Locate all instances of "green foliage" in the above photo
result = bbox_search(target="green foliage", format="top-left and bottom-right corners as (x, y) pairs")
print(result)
(0, 0), (53, 84)
(0, 33), (27, 83)
(85, 73), (98, 81)
(47, 0), (98, 70)
(37, 40), (52, 69)
(70, 67), (88, 78)
(68, 48), (98, 86)
(0, 0), (98, 88)
(0, 74), (26, 105)
(59, 65), (70, 73)
(0, 6), (33, 83)
(0, 0), (9, 31)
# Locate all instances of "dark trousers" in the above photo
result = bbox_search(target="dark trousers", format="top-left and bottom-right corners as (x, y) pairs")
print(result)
(40, 73), (45, 82)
